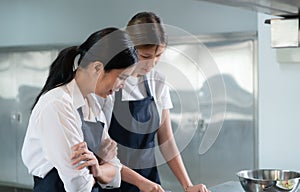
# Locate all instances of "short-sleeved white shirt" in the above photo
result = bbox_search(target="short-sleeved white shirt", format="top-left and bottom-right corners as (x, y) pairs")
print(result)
(100, 70), (173, 126)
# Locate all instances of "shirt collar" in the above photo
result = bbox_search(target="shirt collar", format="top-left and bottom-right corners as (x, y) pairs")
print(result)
(87, 93), (101, 118)
(66, 79), (85, 110)
(65, 79), (101, 121)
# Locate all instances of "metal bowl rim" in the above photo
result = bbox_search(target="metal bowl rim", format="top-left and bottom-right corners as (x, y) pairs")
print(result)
(236, 169), (300, 182)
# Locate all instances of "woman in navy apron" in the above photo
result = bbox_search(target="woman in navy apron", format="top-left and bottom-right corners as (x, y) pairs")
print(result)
(107, 12), (210, 192)
(109, 75), (161, 192)
(21, 28), (138, 192)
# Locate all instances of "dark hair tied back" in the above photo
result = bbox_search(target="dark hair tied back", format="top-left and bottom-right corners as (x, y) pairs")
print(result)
(78, 28), (138, 71)
(32, 27), (138, 109)
(126, 11), (167, 48)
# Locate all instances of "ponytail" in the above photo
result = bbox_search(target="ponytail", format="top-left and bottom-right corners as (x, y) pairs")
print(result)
(32, 46), (80, 109)
(32, 27), (137, 110)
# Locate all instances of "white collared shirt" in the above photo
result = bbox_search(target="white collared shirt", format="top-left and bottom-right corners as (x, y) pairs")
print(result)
(99, 69), (173, 126)
(21, 79), (121, 192)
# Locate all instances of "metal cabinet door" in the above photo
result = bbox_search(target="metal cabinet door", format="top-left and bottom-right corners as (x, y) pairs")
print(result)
(0, 53), (17, 185)
(156, 32), (257, 191)
(14, 50), (57, 187)
(0, 49), (57, 188)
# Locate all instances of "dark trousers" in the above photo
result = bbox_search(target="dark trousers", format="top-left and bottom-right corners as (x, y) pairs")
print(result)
(33, 168), (101, 192)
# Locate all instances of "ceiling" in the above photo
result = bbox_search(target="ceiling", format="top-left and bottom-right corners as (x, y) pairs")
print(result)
(197, 0), (300, 17)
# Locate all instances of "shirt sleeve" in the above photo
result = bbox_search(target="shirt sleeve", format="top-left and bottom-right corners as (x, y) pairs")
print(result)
(153, 71), (173, 110)
(38, 100), (94, 192)
(97, 156), (122, 189)
(159, 83), (173, 110)
(98, 115), (122, 188)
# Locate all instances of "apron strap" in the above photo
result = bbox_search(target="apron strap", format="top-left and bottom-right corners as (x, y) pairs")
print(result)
(143, 75), (152, 97)
(77, 107), (103, 124)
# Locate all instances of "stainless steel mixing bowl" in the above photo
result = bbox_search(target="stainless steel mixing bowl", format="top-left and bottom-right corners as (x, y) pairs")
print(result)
(236, 169), (300, 192)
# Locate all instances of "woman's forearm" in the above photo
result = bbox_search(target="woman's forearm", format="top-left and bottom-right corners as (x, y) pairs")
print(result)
(94, 162), (117, 184)
(159, 137), (192, 189)
(120, 165), (164, 192)
(120, 165), (144, 187)
(167, 154), (193, 189)
(158, 109), (193, 189)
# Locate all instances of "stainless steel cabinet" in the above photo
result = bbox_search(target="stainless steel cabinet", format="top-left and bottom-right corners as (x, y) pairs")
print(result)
(156, 32), (258, 191)
(0, 32), (257, 190)
(0, 49), (57, 188)
(0, 53), (17, 185)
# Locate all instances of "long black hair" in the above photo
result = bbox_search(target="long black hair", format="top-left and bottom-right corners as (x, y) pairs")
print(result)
(32, 27), (138, 109)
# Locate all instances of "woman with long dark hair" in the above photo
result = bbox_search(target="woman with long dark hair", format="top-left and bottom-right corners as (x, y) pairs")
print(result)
(21, 27), (138, 192)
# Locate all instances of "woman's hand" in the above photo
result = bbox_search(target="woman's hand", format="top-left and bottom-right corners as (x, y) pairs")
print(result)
(185, 184), (210, 192)
(138, 179), (165, 192)
(71, 142), (102, 177)
(97, 138), (118, 163)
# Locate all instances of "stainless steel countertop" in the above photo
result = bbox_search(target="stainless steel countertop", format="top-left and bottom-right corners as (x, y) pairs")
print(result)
(209, 181), (300, 192)
(209, 181), (244, 192)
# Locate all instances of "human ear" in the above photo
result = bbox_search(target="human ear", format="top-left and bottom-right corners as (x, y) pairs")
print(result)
(94, 61), (104, 73)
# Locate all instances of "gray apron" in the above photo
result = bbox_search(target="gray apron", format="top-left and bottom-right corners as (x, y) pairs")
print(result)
(77, 107), (104, 158)
(33, 107), (104, 192)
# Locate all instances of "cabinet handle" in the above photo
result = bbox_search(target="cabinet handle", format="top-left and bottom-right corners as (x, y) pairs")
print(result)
(11, 112), (22, 123)
(198, 119), (207, 133)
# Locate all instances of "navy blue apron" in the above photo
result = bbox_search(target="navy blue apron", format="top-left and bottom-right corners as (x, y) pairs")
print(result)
(33, 107), (104, 192)
(109, 76), (160, 192)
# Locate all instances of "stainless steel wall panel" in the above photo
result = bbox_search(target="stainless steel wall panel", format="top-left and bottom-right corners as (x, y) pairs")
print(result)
(0, 49), (58, 188)
(156, 32), (257, 191)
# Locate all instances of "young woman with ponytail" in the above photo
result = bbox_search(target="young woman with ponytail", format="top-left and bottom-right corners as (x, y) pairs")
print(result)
(21, 27), (138, 192)
(102, 12), (210, 192)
